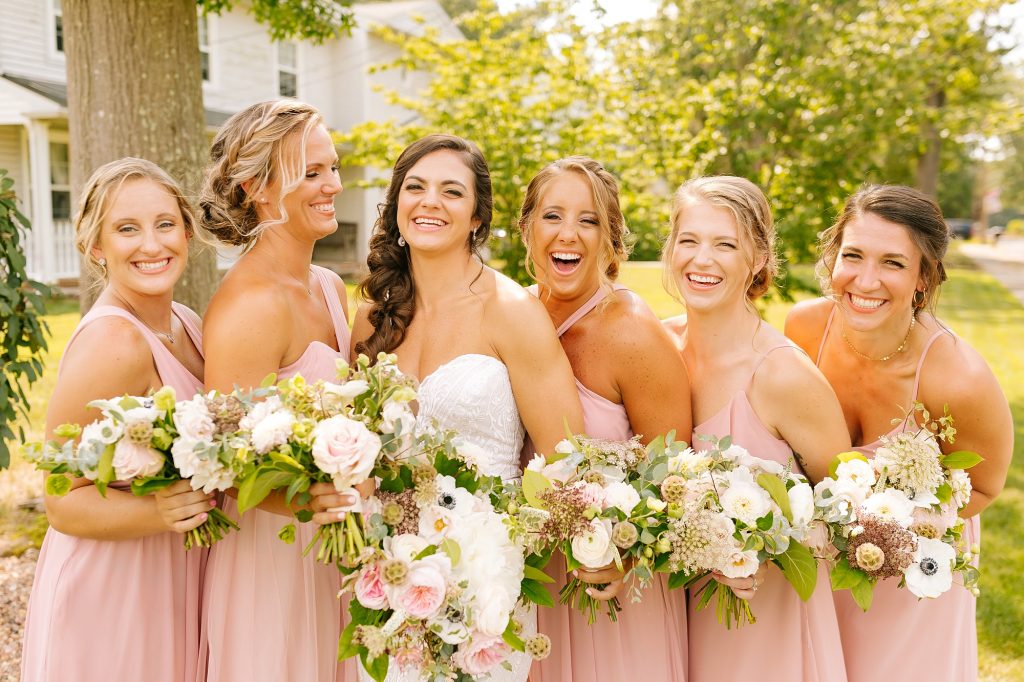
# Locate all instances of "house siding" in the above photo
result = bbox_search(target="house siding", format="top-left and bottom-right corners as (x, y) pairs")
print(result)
(0, 0), (67, 83)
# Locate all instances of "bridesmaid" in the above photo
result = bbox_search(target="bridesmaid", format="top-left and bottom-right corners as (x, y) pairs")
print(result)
(21, 158), (210, 681)
(785, 185), (1012, 682)
(198, 100), (357, 681)
(520, 157), (692, 682)
(661, 176), (850, 682)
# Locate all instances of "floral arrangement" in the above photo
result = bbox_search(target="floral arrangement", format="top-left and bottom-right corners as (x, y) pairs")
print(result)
(235, 353), (418, 567)
(24, 386), (252, 548)
(339, 432), (551, 681)
(814, 405), (982, 609)
(508, 433), (819, 628)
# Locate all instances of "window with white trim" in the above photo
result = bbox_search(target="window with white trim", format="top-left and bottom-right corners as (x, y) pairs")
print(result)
(50, 142), (71, 221)
(198, 13), (211, 82)
(53, 0), (64, 53)
(277, 42), (298, 98)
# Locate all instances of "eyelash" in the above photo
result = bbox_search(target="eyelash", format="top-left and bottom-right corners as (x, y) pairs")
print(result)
(307, 165), (340, 178)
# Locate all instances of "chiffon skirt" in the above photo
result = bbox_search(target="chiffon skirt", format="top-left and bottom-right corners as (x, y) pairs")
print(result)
(532, 553), (689, 682)
(21, 525), (205, 682)
(198, 497), (358, 681)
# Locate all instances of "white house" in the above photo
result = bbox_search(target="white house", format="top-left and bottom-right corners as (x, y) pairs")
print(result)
(0, 0), (460, 285)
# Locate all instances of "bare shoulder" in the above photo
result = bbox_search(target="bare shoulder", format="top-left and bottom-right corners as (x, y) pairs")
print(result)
(784, 297), (833, 353)
(755, 339), (826, 397)
(919, 322), (1004, 406)
(601, 289), (676, 352)
(204, 266), (290, 335)
(484, 268), (550, 327)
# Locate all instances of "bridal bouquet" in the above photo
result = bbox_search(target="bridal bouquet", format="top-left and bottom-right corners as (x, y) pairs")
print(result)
(814, 405), (981, 610)
(236, 353), (418, 568)
(340, 432), (551, 681)
(24, 386), (253, 548)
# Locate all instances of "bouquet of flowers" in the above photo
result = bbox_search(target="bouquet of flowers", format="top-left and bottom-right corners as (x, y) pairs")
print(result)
(814, 405), (981, 610)
(340, 431), (551, 681)
(24, 386), (254, 548)
(235, 353), (418, 567)
(509, 433), (819, 628)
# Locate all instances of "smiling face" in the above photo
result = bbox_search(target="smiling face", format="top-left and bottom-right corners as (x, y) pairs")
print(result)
(396, 149), (480, 254)
(261, 124), (342, 240)
(528, 171), (605, 302)
(831, 211), (925, 331)
(90, 178), (189, 297)
(669, 199), (757, 312)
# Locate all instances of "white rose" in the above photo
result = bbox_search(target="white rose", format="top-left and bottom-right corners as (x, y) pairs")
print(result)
(112, 438), (165, 479)
(719, 480), (772, 526)
(571, 517), (617, 569)
(387, 533), (431, 563)
(171, 437), (201, 478)
(312, 415), (381, 489)
(787, 482), (815, 529)
(473, 585), (517, 636)
(381, 399), (416, 436)
(172, 396), (215, 442)
(719, 548), (759, 578)
(836, 458), (877, 489)
(251, 409), (296, 454)
(602, 481), (641, 515)
(321, 380), (370, 414)
(861, 489), (916, 528)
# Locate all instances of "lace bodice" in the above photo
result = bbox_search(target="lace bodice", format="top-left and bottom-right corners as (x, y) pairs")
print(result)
(416, 354), (526, 482)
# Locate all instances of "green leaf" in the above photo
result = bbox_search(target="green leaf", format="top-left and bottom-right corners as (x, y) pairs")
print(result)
(523, 564), (555, 584)
(668, 571), (694, 590)
(45, 473), (72, 496)
(364, 653), (389, 682)
(413, 545), (438, 560)
(236, 469), (293, 513)
(941, 450), (983, 470)
(775, 541), (818, 600)
(502, 615), (527, 651)
(935, 483), (953, 505)
(130, 477), (176, 496)
(851, 578), (875, 612)
(522, 469), (553, 509)
(260, 372), (278, 388)
(95, 443), (116, 497)
(756, 472), (793, 522)
(440, 538), (461, 565)
(278, 523), (296, 544)
(829, 556), (868, 590)
(520, 578), (555, 607)
(337, 620), (360, 660)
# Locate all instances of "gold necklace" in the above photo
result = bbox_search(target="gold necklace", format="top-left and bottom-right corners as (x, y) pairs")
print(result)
(841, 315), (915, 362)
(113, 293), (175, 344)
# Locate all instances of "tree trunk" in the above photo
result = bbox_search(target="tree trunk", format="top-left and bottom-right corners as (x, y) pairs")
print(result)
(64, 0), (217, 314)
(916, 89), (946, 199)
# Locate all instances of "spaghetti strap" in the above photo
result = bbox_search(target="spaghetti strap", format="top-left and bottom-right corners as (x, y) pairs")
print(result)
(555, 284), (627, 337)
(747, 343), (804, 390)
(815, 305), (838, 366)
(910, 328), (948, 401)
(311, 265), (350, 351)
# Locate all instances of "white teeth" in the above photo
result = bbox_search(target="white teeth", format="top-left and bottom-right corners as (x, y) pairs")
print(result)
(312, 203), (334, 213)
(850, 295), (884, 309)
(135, 259), (169, 271)
(688, 274), (722, 284)
(551, 252), (581, 262)
(415, 217), (444, 226)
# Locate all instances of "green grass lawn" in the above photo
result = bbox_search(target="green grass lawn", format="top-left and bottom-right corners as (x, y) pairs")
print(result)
(2, 256), (1022, 679)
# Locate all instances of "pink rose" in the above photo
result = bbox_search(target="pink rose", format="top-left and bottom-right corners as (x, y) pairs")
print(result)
(354, 563), (389, 610)
(453, 634), (512, 675)
(393, 647), (425, 672)
(112, 439), (165, 479)
(311, 415), (381, 489)
(395, 557), (448, 619)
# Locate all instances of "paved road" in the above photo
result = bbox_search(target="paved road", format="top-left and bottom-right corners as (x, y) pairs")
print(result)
(958, 236), (1024, 307)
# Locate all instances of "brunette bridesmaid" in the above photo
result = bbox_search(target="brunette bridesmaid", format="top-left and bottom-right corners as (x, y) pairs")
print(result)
(785, 185), (1012, 682)
(662, 176), (850, 682)
(21, 158), (210, 681)
(520, 157), (692, 682)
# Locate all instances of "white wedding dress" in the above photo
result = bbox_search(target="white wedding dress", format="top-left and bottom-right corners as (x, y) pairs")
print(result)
(360, 354), (533, 682)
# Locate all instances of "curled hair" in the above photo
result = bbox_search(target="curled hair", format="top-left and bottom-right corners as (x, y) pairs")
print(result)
(817, 184), (949, 314)
(661, 176), (778, 301)
(517, 156), (631, 287)
(74, 157), (196, 284)
(356, 134), (493, 358)
(199, 99), (323, 249)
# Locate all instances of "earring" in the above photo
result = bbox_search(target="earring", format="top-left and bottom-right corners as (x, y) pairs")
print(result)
(471, 228), (477, 241)
(97, 257), (107, 268)
(398, 235), (406, 247)
(913, 290), (926, 309)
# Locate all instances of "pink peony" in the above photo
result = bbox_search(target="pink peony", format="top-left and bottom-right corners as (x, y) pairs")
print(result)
(311, 415), (381, 489)
(394, 558), (448, 619)
(393, 646), (426, 672)
(112, 438), (165, 479)
(354, 563), (389, 610)
(453, 634), (512, 675)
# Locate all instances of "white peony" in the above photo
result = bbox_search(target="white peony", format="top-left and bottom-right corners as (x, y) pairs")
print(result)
(602, 481), (641, 515)
(111, 438), (165, 479)
(950, 469), (973, 509)
(719, 480), (772, 526)
(238, 395), (283, 432)
(861, 489), (916, 528)
(188, 457), (236, 493)
(571, 517), (617, 569)
(836, 458), (877, 489)
(387, 533), (431, 564)
(172, 396), (215, 442)
(904, 537), (956, 598)
(381, 400), (416, 436)
(719, 548), (760, 578)
(250, 409), (296, 455)
(449, 509), (524, 637)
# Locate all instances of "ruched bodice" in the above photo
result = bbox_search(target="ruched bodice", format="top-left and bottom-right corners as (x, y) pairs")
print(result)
(416, 353), (525, 481)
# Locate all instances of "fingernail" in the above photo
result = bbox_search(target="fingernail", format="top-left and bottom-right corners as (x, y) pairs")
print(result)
(210, 499), (217, 507)
(200, 513), (208, 521)
(337, 512), (346, 521)
(572, 570), (578, 577)
(585, 588), (594, 596)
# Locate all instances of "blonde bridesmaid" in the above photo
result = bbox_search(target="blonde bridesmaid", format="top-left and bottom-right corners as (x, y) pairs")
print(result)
(786, 185), (1012, 682)
(662, 176), (850, 681)
(21, 158), (210, 681)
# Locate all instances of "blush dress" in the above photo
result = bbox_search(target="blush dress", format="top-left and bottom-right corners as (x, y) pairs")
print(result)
(816, 308), (979, 682)
(198, 266), (359, 681)
(21, 302), (207, 682)
(532, 285), (689, 682)
(687, 342), (847, 682)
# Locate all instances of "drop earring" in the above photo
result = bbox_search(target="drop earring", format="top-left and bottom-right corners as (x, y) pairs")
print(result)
(398, 234), (406, 247)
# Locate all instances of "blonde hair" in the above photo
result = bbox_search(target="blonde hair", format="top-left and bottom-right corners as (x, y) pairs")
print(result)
(74, 157), (196, 282)
(517, 156), (631, 286)
(661, 175), (778, 301)
(199, 99), (323, 249)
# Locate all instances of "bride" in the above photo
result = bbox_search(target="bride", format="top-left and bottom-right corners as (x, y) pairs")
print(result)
(315, 134), (584, 681)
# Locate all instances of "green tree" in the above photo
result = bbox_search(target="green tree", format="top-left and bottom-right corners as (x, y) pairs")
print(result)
(0, 171), (50, 469)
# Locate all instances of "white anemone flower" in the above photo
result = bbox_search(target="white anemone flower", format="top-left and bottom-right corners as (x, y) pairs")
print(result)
(905, 537), (955, 598)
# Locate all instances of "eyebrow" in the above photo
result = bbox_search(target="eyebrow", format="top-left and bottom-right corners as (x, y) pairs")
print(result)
(542, 204), (597, 214)
(842, 246), (909, 259)
(405, 174), (468, 190)
(306, 157), (339, 168)
(111, 213), (178, 223)
(677, 229), (737, 240)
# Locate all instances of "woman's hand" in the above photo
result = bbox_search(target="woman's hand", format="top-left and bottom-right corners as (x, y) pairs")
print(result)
(574, 557), (634, 602)
(711, 565), (767, 601)
(154, 480), (216, 534)
(310, 480), (375, 525)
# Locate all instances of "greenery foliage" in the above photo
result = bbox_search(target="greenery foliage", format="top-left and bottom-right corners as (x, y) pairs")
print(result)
(198, 0), (357, 42)
(0, 170), (50, 469)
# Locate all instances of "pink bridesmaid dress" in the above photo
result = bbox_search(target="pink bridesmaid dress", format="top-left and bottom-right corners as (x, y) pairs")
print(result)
(20, 302), (206, 682)
(688, 343), (847, 682)
(816, 309), (979, 681)
(199, 266), (358, 682)
(533, 285), (689, 682)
